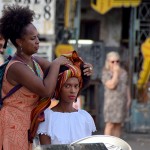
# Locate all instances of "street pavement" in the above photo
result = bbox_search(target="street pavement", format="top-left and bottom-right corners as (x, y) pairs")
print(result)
(121, 132), (150, 150)
(94, 131), (150, 150)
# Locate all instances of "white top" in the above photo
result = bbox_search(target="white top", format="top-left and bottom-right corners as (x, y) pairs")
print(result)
(37, 108), (96, 144)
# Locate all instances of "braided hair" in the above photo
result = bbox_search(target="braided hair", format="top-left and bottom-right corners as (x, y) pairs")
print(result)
(0, 5), (35, 48)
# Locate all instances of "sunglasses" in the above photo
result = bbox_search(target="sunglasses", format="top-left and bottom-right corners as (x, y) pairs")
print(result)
(110, 60), (120, 64)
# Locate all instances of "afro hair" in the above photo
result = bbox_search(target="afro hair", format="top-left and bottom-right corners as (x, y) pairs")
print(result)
(0, 5), (35, 47)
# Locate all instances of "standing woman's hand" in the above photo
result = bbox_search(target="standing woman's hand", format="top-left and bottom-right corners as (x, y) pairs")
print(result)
(53, 56), (73, 66)
(83, 63), (93, 76)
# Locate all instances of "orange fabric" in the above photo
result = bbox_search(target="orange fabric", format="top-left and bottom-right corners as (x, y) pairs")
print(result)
(28, 97), (51, 143)
(62, 50), (84, 68)
(54, 64), (83, 100)
(0, 60), (43, 150)
(54, 50), (83, 99)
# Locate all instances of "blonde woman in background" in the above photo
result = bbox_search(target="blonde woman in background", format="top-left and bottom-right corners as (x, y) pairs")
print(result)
(101, 51), (131, 137)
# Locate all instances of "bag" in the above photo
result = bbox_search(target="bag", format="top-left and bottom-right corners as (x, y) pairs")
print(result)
(0, 56), (22, 108)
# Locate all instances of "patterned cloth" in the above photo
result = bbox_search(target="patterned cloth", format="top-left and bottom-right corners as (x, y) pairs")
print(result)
(0, 60), (43, 150)
(101, 68), (128, 123)
(29, 50), (84, 142)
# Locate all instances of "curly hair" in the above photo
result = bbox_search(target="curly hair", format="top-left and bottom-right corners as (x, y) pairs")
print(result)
(0, 5), (35, 47)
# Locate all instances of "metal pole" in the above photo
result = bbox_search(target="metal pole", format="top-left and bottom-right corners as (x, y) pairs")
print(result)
(74, 0), (81, 51)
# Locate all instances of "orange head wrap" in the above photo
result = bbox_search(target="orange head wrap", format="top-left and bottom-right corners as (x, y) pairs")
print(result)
(54, 50), (84, 99)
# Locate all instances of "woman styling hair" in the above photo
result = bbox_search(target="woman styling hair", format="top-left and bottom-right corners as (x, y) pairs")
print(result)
(0, 5), (93, 150)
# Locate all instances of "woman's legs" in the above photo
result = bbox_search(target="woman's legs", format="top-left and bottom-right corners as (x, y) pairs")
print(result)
(104, 122), (114, 136)
(113, 123), (122, 137)
(104, 122), (122, 137)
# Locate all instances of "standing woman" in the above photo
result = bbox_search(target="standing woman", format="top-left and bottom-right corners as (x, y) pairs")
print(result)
(0, 5), (72, 150)
(0, 5), (93, 150)
(101, 51), (131, 138)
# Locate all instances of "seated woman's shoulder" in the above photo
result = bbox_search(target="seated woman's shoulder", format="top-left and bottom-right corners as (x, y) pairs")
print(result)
(79, 109), (92, 117)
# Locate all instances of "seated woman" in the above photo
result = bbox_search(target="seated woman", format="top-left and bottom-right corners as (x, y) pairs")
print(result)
(37, 51), (96, 145)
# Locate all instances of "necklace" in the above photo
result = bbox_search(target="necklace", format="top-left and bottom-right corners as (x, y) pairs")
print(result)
(26, 63), (34, 73)
(27, 59), (42, 78)
(14, 53), (42, 78)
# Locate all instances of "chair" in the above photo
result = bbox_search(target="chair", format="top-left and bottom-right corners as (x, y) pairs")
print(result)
(71, 135), (132, 150)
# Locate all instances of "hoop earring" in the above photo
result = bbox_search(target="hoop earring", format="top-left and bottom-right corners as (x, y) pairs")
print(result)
(20, 46), (24, 55)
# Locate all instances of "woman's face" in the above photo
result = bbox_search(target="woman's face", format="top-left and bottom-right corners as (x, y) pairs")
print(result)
(108, 56), (120, 70)
(19, 23), (39, 55)
(60, 77), (80, 103)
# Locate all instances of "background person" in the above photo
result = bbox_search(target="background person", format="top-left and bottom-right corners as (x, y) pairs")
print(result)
(101, 51), (131, 138)
(37, 51), (96, 145)
(0, 35), (5, 65)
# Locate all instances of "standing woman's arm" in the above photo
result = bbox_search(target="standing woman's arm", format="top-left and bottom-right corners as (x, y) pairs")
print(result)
(105, 65), (120, 89)
(33, 56), (52, 74)
(7, 56), (71, 98)
(105, 71), (119, 89)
